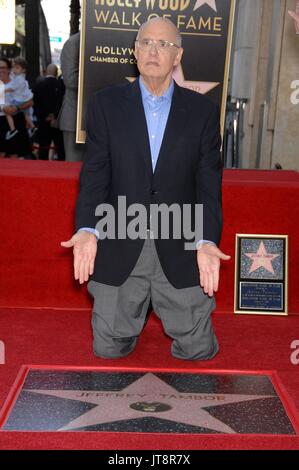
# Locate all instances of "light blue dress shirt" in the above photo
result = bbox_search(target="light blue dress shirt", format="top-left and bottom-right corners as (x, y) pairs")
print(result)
(139, 75), (173, 172)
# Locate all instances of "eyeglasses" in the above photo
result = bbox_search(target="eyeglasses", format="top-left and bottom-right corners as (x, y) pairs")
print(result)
(0, 66), (8, 69)
(135, 39), (180, 52)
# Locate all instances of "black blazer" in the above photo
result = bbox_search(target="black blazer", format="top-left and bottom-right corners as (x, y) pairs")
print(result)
(33, 76), (64, 121)
(76, 79), (223, 288)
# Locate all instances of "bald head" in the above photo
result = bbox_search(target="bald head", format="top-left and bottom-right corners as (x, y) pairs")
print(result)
(46, 64), (58, 77)
(137, 17), (182, 47)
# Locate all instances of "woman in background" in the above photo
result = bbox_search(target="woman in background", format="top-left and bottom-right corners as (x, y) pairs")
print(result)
(0, 58), (33, 159)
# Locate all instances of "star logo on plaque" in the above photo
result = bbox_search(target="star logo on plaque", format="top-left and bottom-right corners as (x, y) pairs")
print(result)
(193, 0), (218, 12)
(245, 241), (280, 275)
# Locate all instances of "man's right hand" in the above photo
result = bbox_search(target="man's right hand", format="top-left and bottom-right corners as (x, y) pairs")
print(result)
(61, 231), (98, 284)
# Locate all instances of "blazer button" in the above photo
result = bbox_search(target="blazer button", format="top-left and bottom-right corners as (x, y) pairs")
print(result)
(151, 190), (158, 196)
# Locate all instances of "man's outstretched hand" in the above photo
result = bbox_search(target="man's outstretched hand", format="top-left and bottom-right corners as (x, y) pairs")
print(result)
(61, 231), (98, 284)
(197, 243), (231, 297)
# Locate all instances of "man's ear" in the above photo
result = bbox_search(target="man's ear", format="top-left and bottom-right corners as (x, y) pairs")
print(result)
(174, 48), (184, 67)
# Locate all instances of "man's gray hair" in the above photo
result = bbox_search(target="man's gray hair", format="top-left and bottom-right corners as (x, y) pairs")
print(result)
(136, 17), (182, 47)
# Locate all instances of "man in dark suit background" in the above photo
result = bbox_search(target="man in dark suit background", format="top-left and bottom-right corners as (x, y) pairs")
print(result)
(57, 32), (85, 162)
(62, 17), (230, 360)
(34, 64), (65, 160)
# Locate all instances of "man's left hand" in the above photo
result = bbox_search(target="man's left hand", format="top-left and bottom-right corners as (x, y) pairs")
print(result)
(197, 243), (231, 297)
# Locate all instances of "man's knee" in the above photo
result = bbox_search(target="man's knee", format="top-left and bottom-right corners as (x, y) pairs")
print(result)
(93, 336), (137, 359)
(171, 335), (219, 361)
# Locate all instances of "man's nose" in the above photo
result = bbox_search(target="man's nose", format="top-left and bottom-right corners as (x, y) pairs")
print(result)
(149, 42), (159, 55)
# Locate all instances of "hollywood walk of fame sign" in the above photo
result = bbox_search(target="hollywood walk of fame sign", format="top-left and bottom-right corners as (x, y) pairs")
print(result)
(0, 367), (297, 434)
(77, 0), (236, 142)
(234, 235), (288, 316)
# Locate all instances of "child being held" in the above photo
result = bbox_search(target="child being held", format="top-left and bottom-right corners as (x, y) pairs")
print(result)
(5, 57), (37, 140)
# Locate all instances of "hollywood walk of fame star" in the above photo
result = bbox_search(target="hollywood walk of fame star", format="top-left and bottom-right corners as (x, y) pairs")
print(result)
(245, 241), (280, 275)
(193, 0), (218, 12)
(172, 63), (219, 94)
(24, 373), (275, 433)
(126, 64), (219, 96)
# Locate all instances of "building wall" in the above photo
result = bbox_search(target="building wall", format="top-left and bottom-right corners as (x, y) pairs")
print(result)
(272, 0), (299, 169)
(229, 0), (299, 170)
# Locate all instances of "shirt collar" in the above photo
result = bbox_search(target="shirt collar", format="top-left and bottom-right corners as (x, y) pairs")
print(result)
(139, 76), (174, 103)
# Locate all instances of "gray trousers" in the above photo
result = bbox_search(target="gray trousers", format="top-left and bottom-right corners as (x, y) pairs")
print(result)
(88, 235), (219, 361)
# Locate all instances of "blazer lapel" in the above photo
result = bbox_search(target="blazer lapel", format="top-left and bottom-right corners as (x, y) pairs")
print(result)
(121, 80), (153, 178)
(153, 83), (187, 178)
